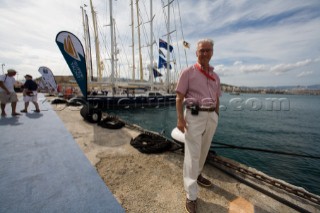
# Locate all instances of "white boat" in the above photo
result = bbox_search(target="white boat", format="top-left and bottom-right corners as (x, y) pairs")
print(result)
(72, 0), (191, 121)
(81, 1), (184, 90)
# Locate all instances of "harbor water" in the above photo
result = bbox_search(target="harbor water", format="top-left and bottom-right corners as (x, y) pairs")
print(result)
(107, 93), (320, 195)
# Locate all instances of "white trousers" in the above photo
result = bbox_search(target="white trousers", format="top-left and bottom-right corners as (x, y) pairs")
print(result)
(183, 110), (219, 200)
(23, 91), (38, 102)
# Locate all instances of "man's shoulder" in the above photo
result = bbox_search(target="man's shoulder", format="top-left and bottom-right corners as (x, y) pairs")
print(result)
(185, 65), (195, 71)
(181, 65), (195, 74)
(211, 70), (220, 81)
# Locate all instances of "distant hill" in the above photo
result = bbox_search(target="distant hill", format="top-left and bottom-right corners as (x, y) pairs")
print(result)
(306, 84), (320, 89)
(221, 83), (320, 95)
(224, 84), (320, 90)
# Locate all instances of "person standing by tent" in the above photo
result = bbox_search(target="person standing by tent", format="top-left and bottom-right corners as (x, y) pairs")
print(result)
(175, 38), (221, 213)
(0, 69), (21, 116)
(21, 74), (40, 113)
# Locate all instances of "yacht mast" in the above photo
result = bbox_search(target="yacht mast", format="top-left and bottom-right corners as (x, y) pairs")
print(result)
(89, 0), (102, 82)
(81, 6), (91, 82)
(149, 0), (154, 90)
(166, 0), (173, 93)
(130, 0), (135, 81)
(113, 18), (118, 80)
(109, 0), (115, 94)
(85, 13), (94, 82)
(136, 0), (143, 81)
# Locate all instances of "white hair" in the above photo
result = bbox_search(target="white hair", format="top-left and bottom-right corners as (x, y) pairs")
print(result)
(197, 38), (214, 48)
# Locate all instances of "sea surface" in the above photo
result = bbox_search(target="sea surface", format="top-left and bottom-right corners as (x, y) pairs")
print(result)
(106, 93), (320, 195)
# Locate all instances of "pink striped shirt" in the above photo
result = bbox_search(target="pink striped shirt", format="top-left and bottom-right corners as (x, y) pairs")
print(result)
(175, 64), (221, 108)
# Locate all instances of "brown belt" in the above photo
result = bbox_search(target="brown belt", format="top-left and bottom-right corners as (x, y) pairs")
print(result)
(186, 106), (215, 112)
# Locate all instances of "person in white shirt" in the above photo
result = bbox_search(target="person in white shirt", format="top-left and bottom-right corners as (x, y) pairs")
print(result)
(0, 69), (20, 116)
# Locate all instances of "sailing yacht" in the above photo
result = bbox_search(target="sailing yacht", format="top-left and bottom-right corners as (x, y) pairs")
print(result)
(79, 0), (186, 111)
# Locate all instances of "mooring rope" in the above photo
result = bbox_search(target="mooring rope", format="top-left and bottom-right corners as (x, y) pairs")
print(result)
(211, 141), (320, 160)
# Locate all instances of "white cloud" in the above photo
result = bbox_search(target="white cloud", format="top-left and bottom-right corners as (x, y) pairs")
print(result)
(239, 64), (268, 74)
(233, 61), (242, 66)
(297, 71), (313, 77)
(270, 59), (312, 75)
(0, 0), (319, 87)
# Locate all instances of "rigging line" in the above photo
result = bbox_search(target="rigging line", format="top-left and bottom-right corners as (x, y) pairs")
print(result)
(97, 24), (108, 57)
(141, 0), (158, 63)
(138, 4), (152, 60)
(151, 1), (169, 66)
(139, 2), (153, 53)
(115, 24), (131, 78)
(160, 0), (177, 64)
(171, 2), (182, 74)
(176, 0), (188, 67)
(211, 142), (320, 159)
(117, 26), (135, 79)
(154, 2), (165, 49)
(175, 0), (185, 40)
(141, 0), (150, 23)
(96, 21), (111, 78)
(154, 1), (169, 50)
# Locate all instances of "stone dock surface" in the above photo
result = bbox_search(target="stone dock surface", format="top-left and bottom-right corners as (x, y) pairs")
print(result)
(1, 93), (319, 212)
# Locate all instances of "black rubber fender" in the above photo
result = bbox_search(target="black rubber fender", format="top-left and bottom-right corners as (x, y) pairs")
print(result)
(51, 98), (68, 104)
(98, 116), (125, 129)
(130, 133), (172, 154)
(67, 97), (87, 106)
(80, 105), (102, 123)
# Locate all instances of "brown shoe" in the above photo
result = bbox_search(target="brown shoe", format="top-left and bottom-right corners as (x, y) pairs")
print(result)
(197, 174), (212, 187)
(185, 198), (197, 213)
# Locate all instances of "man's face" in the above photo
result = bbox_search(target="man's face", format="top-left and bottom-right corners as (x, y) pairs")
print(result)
(196, 42), (213, 66)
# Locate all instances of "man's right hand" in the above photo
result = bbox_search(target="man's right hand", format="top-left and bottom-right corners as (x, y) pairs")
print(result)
(177, 118), (187, 133)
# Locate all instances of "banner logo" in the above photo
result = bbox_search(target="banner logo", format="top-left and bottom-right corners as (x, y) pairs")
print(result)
(64, 35), (80, 61)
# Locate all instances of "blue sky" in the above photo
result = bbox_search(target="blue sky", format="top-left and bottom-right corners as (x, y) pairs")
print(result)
(0, 0), (319, 87)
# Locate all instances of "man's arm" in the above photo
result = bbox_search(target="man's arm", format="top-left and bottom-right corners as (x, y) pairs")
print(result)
(22, 82), (28, 96)
(0, 81), (10, 94)
(215, 96), (219, 116)
(176, 92), (187, 132)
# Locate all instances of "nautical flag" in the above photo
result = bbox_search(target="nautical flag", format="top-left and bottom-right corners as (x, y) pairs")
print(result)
(38, 66), (58, 92)
(158, 56), (172, 69)
(159, 49), (166, 58)
(159, 39), (173, 52)
(153, 68), (162, 78)
(56, 31), (87, 99)
(183, 40), (190, 49)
